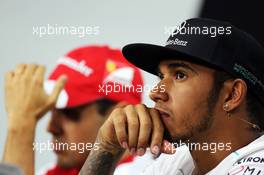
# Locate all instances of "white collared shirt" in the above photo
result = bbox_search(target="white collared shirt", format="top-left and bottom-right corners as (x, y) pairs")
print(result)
(141, 135), (264, 175)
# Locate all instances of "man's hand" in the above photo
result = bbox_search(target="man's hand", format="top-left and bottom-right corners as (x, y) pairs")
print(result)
(98, 104), (172, 156)
(3, 64), (67, 175)
(80, 104), (175, 175)
(5, 64), (67, 127)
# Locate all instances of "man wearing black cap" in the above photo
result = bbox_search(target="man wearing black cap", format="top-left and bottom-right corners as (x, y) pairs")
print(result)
(80, 18), (264, 174)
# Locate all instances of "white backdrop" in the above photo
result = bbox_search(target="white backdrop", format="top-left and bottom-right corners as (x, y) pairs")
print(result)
(0, 0), (203, 172)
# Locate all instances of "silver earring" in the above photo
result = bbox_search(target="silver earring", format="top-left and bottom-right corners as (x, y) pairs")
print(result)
(223, 103), (232, 117)
(223, 103), (229, 111)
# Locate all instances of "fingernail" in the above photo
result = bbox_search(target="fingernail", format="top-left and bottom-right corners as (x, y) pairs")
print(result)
(122, 142), (128, 149)
(130, 147), (136, 155)
(152, 145), (160, 155)
(137, 148), (145, 156)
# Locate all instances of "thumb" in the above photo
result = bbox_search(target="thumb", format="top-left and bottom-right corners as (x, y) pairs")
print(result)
(160, 139), (176, 154)
(48, 75), (67, 106)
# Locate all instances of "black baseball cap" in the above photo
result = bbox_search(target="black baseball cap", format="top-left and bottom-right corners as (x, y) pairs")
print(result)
(122, 18), (264, 105)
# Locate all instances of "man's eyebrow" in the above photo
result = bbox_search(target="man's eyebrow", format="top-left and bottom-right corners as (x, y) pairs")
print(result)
(167, 62), (198, 74)
(156, 62), (198, 78)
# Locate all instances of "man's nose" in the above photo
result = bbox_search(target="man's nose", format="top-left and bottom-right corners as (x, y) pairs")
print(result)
(47, 110), (63, 136)
(149, 81), (169, 102)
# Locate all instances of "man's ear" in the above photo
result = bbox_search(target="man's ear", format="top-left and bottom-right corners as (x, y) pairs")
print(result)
(223, 79), (247, 111)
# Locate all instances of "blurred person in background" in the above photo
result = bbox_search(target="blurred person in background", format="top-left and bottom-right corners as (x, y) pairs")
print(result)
(3, 45), (156, 175)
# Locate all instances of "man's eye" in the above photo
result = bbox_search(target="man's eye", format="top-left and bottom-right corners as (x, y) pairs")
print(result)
(174, 71), (186, 80)
(60, 109), (81, 121)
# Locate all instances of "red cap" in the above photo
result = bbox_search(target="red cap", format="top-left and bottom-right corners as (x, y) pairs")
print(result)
(44, 45), (143, 108)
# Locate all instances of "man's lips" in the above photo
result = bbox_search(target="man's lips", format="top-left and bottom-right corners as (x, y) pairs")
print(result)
(159, 110), (170, 118)
(155, 107), (171, 119)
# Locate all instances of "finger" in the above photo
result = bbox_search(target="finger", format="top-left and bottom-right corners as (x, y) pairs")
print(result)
(5, 71), (14, 91)
(5, 71), (14, 82)
(24, 64), (37, 77)
(112, 108), (128, 149)
(125, 105), (139, 154)
(149, 108), (164, 156)
(161, 139), (176, 154)
(34, 65), (46, 85)
(48, 75), (67, 106)
(14, 64), (26, 76)
(136, 104), (152, 156)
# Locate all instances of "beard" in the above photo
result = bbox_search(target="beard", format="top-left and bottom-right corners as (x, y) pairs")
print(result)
(170, 76), (223, 144)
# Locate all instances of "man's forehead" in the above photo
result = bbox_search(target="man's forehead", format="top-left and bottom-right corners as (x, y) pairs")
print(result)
(158, 59), (197, 72)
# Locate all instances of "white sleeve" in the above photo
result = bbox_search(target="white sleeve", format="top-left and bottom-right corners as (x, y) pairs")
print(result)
(141, 146), (196, 175)
(114, 150), (155, 175)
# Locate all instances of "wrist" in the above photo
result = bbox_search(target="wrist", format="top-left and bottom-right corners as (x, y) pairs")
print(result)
(95, 137), (124, 156)
(7, 113), (37, 131)
(7, 120), (37, 149)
